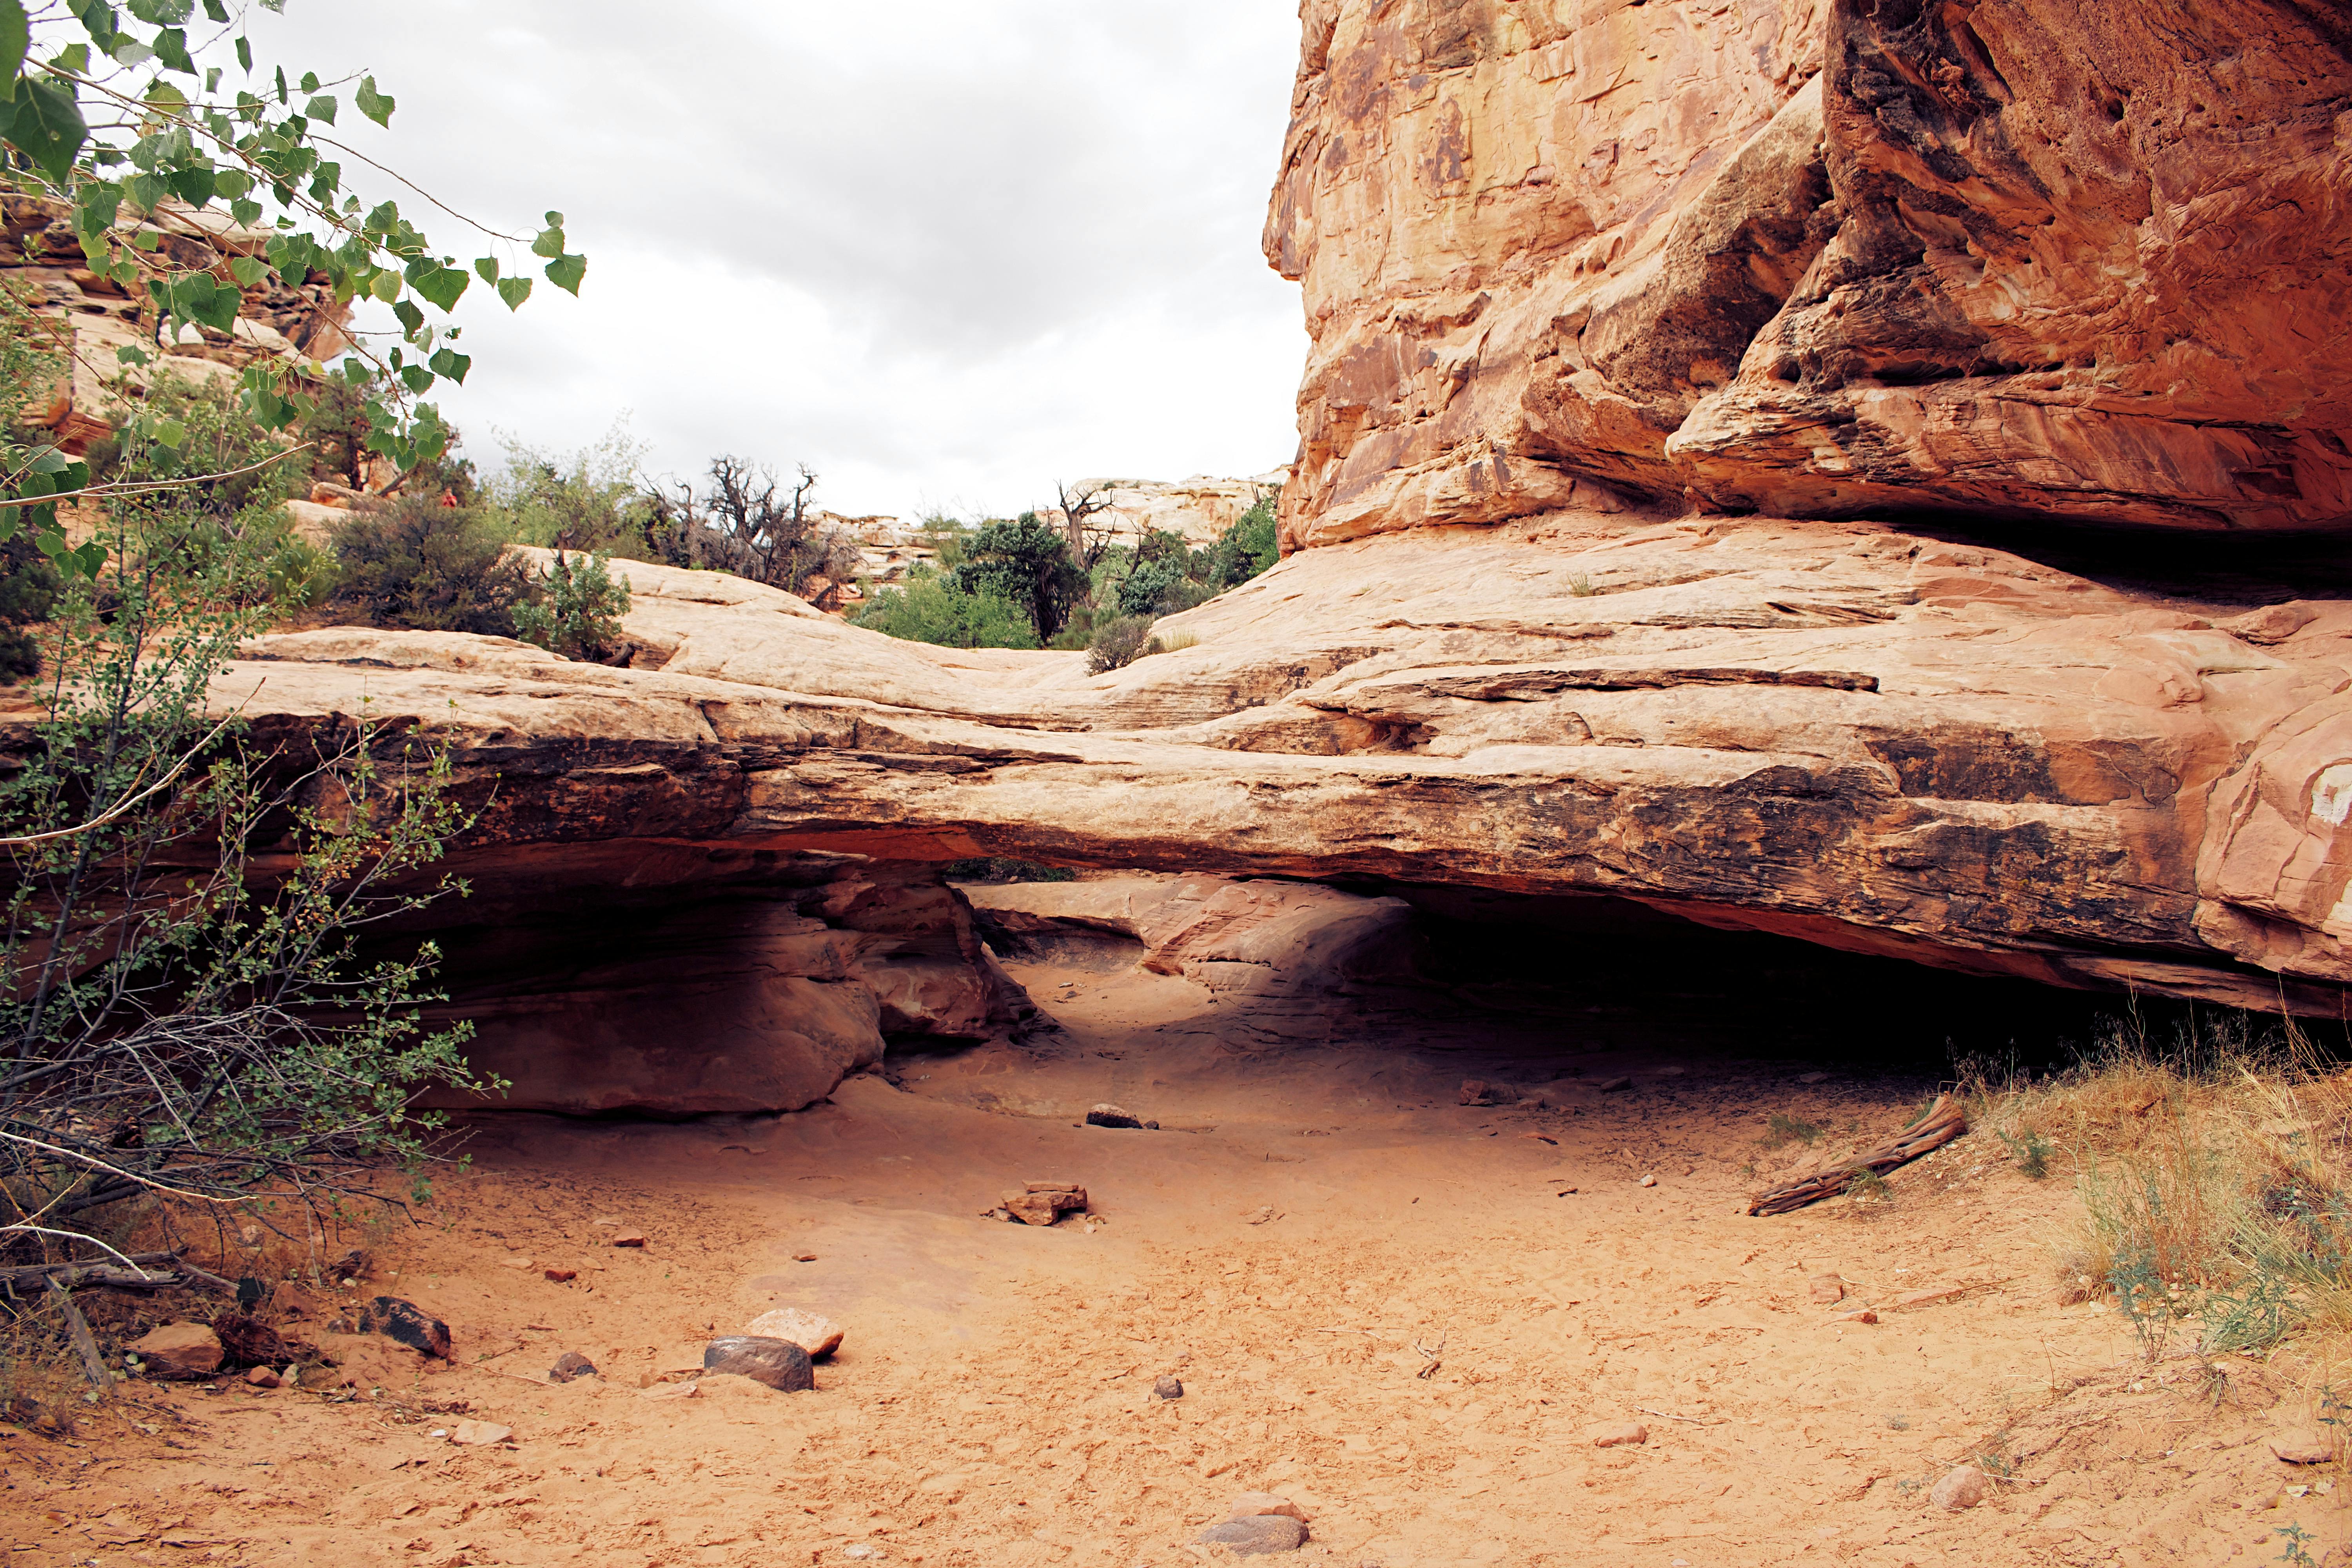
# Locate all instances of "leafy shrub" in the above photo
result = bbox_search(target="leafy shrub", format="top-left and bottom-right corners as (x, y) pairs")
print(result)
(950, 513), (1090, 642)
(328, 497), (536, 637)
(1205, 487), (1280, 586)
(1116, 555), (1186, 617)
(513, 550), (631, 661)
(488, 424), (659, 556)
(1088, 613), (1157, 673)
(850, 564), (1039, 649)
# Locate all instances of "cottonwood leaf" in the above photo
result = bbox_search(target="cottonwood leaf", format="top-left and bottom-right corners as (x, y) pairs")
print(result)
(0, 76), (86, 185)
(227, 254), (268, 286)
(495, 275), (531, 310)
(543, 252), (585, 295)
(472, 256), (499, 284)
(0, 2), (28, 102)
(355, 74), (392, 126)
(530, 223), (564, 259)
(426, 347), (470, 385)
(303, 92), (335, 125)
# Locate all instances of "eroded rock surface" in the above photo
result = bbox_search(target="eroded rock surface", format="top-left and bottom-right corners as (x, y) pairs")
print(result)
(217, 536), (2352, 1017)
(1266, 0), (2352, 536)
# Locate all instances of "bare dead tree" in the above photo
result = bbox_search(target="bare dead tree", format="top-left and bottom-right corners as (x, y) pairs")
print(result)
(1055, 480), (1120, 573)
(647, 457), (865, 607)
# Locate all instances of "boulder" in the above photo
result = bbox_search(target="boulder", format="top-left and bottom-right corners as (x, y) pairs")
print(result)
(1003, 1186), (1087, 1227)
(742, 1308), (843, 1360)
(702, 1335), (815, 1393)
(129, 1324), (222, 1380)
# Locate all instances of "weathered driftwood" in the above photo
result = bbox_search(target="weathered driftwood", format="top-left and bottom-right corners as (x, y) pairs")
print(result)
(1, 1252), (235, 1296)
(1747, 1094), (1968, 1216)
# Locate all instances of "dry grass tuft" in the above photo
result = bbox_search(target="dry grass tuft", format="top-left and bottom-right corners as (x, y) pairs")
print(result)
(1968, 1006), (2352, 1357)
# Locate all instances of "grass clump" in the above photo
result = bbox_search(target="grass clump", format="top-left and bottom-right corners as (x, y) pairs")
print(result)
(1761, 1112), (1823, 1150)
(1969, 1006), (2352, 1358)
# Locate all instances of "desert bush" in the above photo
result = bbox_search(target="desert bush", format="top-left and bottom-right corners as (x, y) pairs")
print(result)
(513, 550), (631, 661)
(849, 564), (1039, 650)
(2, 413), (492, 1252)
(487, 424), (659, 557)
(328, 495), (536, 637)
(1087, 613), (1157, 673)
(648, 456), (862, 605)
(951, 513), (1091, 643)
(1971, 1007), (2352, 1357)
(1205, 486), (1281, 586)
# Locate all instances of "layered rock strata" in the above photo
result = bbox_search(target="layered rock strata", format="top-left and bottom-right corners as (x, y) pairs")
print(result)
(3, 195), (349, 452)
(1265, 0), (2352, 541)
(221, 529), (2352, 1031)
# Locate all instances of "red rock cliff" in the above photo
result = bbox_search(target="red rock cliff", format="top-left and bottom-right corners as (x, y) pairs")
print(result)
(1266, 0), (2352, 544)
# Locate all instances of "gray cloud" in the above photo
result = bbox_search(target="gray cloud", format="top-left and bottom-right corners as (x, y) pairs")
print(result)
(246, 1), (1306, 517)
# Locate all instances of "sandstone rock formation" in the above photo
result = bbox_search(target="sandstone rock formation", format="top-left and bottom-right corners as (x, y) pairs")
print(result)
(1039, 472), (1292, 549)
(3, 195), (348, 454)
(160, 0), (2352, 1116)
(1265, 0), (2352, 540)
(965, 873), (1415, 1001)
(218, 530), (2352, 1029)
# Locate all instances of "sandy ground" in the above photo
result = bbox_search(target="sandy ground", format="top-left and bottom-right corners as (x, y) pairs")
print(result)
(2, 949), (2344, 1568)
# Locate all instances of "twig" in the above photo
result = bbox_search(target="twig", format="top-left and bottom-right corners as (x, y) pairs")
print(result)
(45, 1277), (110, 1392)
(1635, 1406), (1723, 1426)
(0, 1225), (153, 1275)
(0, 447), (314, 510)
(1412, 1327), (1448, 1380)
(0, 702), (254, 847)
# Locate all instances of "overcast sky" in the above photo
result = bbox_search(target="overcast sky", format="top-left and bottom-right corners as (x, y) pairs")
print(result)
(245, 2), (1307, 520)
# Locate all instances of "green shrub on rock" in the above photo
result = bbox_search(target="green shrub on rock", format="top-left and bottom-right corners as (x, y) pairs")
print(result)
(1087, 613), (1157, 674)
(849, 564), (1040, 649)
(513, 550), (631, 661)
(328, 497), (536, 638)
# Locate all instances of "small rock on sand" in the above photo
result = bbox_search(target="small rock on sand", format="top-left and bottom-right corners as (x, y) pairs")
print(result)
(1592, 1422), (1649, 1448)
(242, 1365), (281, 1389)
(356, 1298), (452, 1360)
(1930, 1466), (1989, 1510)
(1085, 1104), (1144, 1129)
(1229, 1492), (1306, 1521)
(1811, 1275), (1846, 1304)
(2271, 1430), (2337, 1465)
(1599, 1076), (1633, 1093)
(1004, 1187), (1087, 1226)
(544, 1268), (577, 1282)
(611, 1231), (647, 1248)
(1194, 1515), (1307, 1553)
(548, 1351), (599, 1384)
(702, 1335), (815, 1393)
(1638, 1174), (1657, 1188)
(448, 1420), (513, 1446)
(1154, 1375), (1183, 1401)
(1838, 1309), (1878, 1324)
(129, 1323), (223, 1380)
(1458, 1079), (1495, 1106)
(744, 1307), (844, 1359)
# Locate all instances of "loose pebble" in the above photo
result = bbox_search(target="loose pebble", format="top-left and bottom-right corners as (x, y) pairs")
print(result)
(1154, 1374), (1183, 1401)
(1810, 1275), (1846, 1305)
(448, 1420), (513, 1446)
(1930, 1466), (1988, 1511)
(1592, 1422), (1649, 1448)
(702, 1335), (815, 1393)
(548, 1351), (599, 1384)
(744, 1307), (844, 1360)
(1194, 1515), (1307, 1553)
